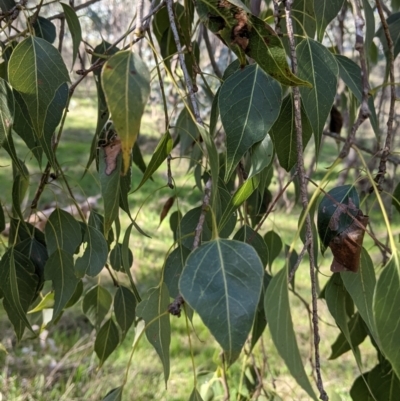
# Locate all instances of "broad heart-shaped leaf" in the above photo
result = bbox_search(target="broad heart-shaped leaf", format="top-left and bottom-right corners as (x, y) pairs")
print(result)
(45, 249), (79, 320)
(219, 64), (281, 180)
(233, 225), (269, 268)
(32, 17), (56, 43)
(99, 146), (121, 234)
(102, 50), (150, 175)
(314, 0), (344, 42)
(264, 267), (318, 400)
(0, 248), (38, 338)
(317, 185), (360, 248)
(75, 225), (108, 278)
(341, 249), (377, 344)
(179, 239), (264, 365)
(95, 318), (120, 368)
(297, 38), (338, 155)
(60, 3), (82, 70)
(101, 387), (123, 401)
(8, 37), (69, 139)
(163, 246), (191, 298)
(114, 286), (136, 339)
(248, 135), (274, 179)
(269, 94), (313, 171)
(376, 12), (400, 60)
(292, 0), (316, 39)
(0, 78), (14, 147)
(329, 312), (367, 360)
(264, 231), (283, 269)
(132, 131), (173, 192)
(136, 283), (171, 385)
(109, 243), (133, 272)
(374, 255), (400, 380)
(82, 285), (112, 329)
(335, 55), (378, 135)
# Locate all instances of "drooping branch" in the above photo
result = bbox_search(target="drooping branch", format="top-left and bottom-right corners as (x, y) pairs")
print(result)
(374, 0), (396, 190)
(339, 0), (370, 159)
(284, 1), (328, 400)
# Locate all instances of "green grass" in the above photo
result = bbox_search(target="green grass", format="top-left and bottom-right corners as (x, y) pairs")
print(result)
(0, 99), (391, 401)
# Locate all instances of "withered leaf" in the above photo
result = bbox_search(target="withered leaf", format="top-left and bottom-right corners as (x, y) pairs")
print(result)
(103, 135), (121, 175)
(159, 196), (175, 226)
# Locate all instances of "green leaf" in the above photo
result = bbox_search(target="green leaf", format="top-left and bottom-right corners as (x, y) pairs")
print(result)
(75, 225), (108, 277)
(314, 0), (344, 42)
(61, 3), (82, 70)
(163, 246), (191, 298)
(137, 283), (171, 384)
(45, 209), (82, 256)
(114, 286), (136, 339)
(28, 292), (55, 314)
(219, 65), (282, 179)
(0, 0), (15, 12)
(32, 17), (56, 44)
(297, 38), (338, 154)
(95, 318), (120, 368)
(44, 249), (79, 320)
(264, 267), (318, 400)
(133, 131), (173, 192)
(393, 181), (400, 214)
(178, 207), (212, 249)
(102, 50), (150, 174)
(82, 285), (112, 329)
(374, 255), (400, 380)
(376, 12), (400, 60)
(292, 0), (316, 39)
(335, 55), (379, 135)
(264, 231), (283, 269)
(101, 387), (123, 401)
(8, 37), (69, 139)
(269, 94), (313, 171)
(179, 239), (264, 365)
(361, 0), (375, 52)
(132, 141), (148, 175)
(189, 388), (204, 401)
(233, 225), (269, 268)
(0, 78), (14, 147)
(11, 161), (29, 221)
(219, 176), (260, 231)
(0, 203), (5, 232)
(248, 135), (274, 179)
(317, 185), (360, 247)
(0, 248), (38, 337)
(99, 145), (121, 234)
(110, 243), (133, 272)
(329, 312), (367, 360)
(175, 107), (199, 156)
(341, 249), (377, 343)
(65, 279), (83, 308)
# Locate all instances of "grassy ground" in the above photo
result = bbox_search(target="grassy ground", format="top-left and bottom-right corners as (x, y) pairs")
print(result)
(0, 96), (389, 401)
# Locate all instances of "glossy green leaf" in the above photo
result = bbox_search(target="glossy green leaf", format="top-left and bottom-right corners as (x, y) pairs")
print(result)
(180, 239), (264, 365)
(110, 243), (133, 272)
(329, 312), (367, 360)
(297, 38), (338, 154)
(11, 162), (29, 221)
(341, 249), (377, 343)
(219, 176), (260, 231)
(82, 285), (112, 329)
(44, 249), (79, 320)
(292, 0), (316, 39)
(233, 225), (269, 268)
(374, 256), (400, 380)
(102, 50), (150, 174)
(189, 388), (204, 401)
(32, 17), (56, 44)
(314, 0), (344, 41)
(132, 142), (148, 175)
(8, 37), (69, 139)
(75, 225), (108, 278)
(163, 246), (191, 298)
(317, 185), (360, 247)
(376, 12), (400, 60)
(219, 65), (281, 180)
(61, 3), (82, 69)
(95, 318), (120, 368)
(269, 94), (313, 171)
(137, 283), (171, 384)
(114, 286), (136, 339)
(335, 55), (378, 135)
(264, 231), (283, 269)
(133, 131), (173, 192)
(28, 292), (55, 314)
(65, 279), (83, 308)
(45, 209), (82, 256)
(0, 248), (38, 336)
(0, 78), (14, 147)
(248, 135), (274, 179)
(102, 387), (123, 401)
(264, 267), (318, 400)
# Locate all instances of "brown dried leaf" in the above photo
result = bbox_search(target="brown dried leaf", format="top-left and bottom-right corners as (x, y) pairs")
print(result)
(103, 135), (121, 175)
(159, 196), (175, 226)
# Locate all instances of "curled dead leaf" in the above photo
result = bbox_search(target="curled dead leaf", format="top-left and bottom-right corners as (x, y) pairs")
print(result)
(159, 196), (175, 226)
(102, 134), (121, 175)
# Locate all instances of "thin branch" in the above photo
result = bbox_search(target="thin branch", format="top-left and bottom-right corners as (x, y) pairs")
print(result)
(58, 17), (65, 53)
(272, 0), (283, 36)
(135, 0), (145, 37)
(202, 25), (222, 79)
(285, 1), (328, 400)
(374, 0), (396, 190)
(339, 0), (370, 159)
(287, 240), (310, 283)
(48, 0), (102, 20)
